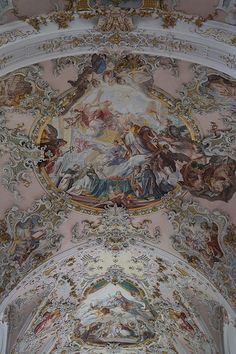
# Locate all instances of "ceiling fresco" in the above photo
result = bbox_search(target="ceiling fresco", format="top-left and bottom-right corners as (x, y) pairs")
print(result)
(0, 52), (236, 353)
(0, 2), (236, 354)
(6, 245), (224, 354)
(1, 204), (233, 353)
(33, 53), (199, 211)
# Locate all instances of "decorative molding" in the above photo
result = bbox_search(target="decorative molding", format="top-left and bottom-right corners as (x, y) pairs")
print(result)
(0, 192), (73, 302)
(72, 204), (158, 250)
(0, 18), (236, 77)
(10, 1), (216, 32)
(0, 310), (8, 354)
(223, 319), (236, 354)
(0, 222), (235, 319)
(0, 123), (44, 199)
(0, 28), (36, 47)
(167, 198), (236, 308)
(195, 25), (236, 47)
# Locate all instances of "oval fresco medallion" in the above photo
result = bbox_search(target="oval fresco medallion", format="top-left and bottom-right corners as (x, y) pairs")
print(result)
(32, 53), (200, 213)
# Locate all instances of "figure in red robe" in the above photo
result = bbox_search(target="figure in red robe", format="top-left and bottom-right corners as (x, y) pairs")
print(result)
(33, 309), (60, 335)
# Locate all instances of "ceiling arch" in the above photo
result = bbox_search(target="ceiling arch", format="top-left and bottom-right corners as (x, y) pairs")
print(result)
(0, 1), (236, 354)
(0, 17), (236, 77)
(0, 214), (234, 353)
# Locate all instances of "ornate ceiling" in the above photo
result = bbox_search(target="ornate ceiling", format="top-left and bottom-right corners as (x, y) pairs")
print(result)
(0, 1), (236, 354)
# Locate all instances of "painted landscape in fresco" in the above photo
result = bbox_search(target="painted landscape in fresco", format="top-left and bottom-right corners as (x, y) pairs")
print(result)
(73, 282), (156, 345)
(37, 54), (236, 210)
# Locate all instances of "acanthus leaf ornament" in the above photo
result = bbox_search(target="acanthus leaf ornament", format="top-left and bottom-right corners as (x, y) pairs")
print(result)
(0, 192), (72, 301)
(0, 123), (45, 200)
(95, 6), (135, 32)
(0, 4), (236, 354)
(167, 198), (236, 308)
(72, 204), (156, 250)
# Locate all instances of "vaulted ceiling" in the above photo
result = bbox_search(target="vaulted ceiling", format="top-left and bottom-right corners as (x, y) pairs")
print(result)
(0, 1), (236, 354)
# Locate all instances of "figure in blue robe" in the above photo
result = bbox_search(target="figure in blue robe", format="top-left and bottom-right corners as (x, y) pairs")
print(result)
(141, 164), (162, 199)
(91, 54), (107, 74)
(86, 166), (109, 197)
(108, 140), (126, 166)
(86, 166), (133, 198)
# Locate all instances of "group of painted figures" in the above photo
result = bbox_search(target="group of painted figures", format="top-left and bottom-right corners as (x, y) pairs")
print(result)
(1, 52), (234, 207)
(32, 285), (196, 347)
(35, 53), (236, 207)
(39, 118), (236, 207)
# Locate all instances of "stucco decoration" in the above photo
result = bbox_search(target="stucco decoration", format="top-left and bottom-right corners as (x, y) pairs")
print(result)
(167, 198), (236, 308)
(0, 12), (236, 77)
(72, 204), (161, 250)
(0, 65), (58, 198)
(95, 6), (135, 32)
(0, 53), (235, 214)
(0, 6), (236, 350)
(1, 231), (231, 354)
(0, 193), (72, 301)
(32, 53), (201, 212)
(179, 65), (236, 162)
(0, 122), (44, 199)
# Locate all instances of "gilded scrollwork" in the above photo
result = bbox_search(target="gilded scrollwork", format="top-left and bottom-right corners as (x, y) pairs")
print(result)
(0, 17), (235, 352)
(95, 6), (135, 32)
(0, 122), (44, 199)
(0, 29), (36, 47)
(8, 250), (217, 354)
(167, 198), (236, 308)
(36, 31), (199, 56)
(8, 0), (218, 32)
(195, 26), (236, 47)
(0, 193), (72, 301)
(72, 204), (156, 250)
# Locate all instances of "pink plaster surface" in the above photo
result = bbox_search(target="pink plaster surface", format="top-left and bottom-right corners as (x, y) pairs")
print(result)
(154, 61), (194, 99)
(194, 111), (224, 136)
(0, 171), (46, 216)
(0, 0), (67, 24)
(5, 111), (36, 133)
(39, 61), (79, 94)
(196, 194), (236, 223)
(166, 0), (219, 17)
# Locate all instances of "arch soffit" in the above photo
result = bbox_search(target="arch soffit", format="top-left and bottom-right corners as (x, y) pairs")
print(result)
(0, 16), (235, 77)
